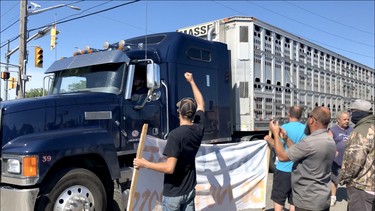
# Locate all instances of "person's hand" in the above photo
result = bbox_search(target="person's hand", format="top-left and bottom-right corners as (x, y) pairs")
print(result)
(280, 128), (288, 140)
(184, 72), (194, 83)
(264, 135), (274, 144)
(133, 158), (147, 169)
(264, 135), (275, 148)
(269, 119), (280, 135)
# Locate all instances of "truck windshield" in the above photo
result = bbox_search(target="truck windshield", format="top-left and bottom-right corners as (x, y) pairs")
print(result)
(50, 63), (125, 94)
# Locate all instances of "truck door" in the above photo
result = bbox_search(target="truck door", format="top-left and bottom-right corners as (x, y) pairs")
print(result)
(122, 63), (165, 149)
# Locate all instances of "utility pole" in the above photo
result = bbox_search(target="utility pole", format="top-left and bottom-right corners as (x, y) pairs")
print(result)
(17, 0), (27, 98)
(4, 41), (10, 101)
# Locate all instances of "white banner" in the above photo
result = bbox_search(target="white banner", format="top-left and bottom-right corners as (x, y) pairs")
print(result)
(128, 136), (269, 211)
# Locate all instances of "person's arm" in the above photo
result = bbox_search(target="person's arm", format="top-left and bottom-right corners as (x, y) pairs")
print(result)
(133, 157), (177, 174)
(185, 72), (205, 112)
(279, 128), (294, 148)
(327, 129), (333, 138)
(340, 132), (369, 184)
(264, 135), (275, 148)
(328, 129), (339, 157)
(269, 120), (290, 162)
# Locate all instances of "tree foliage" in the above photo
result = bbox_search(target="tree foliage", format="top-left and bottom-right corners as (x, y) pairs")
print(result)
(25, 88), (47, 98)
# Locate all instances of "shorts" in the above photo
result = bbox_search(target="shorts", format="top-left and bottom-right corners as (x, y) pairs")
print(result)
(162, 189), (195, 211)
(271, 169), (293, 206)
(330, 162), (341, 185)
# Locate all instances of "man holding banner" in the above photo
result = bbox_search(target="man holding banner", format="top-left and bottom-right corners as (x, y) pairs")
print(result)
(134, 72), (205, 211)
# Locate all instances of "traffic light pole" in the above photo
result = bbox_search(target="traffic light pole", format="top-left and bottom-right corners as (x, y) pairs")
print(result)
(13, 0), (80, 99)
(3, 27), (51, 101)
(4, 41), (10, 101)
(17, 0), (27, 99)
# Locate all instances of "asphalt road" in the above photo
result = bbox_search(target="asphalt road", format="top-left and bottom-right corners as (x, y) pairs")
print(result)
(245, 173), (348, 211)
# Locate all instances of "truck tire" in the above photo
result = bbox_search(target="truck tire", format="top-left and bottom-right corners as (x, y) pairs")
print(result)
(36, 168), (107, 211)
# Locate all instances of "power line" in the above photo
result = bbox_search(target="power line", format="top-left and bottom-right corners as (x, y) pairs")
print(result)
(246, 1), (374, 48)
(28, 0), (141, 32)
(0, 1), (18, 19)
(211, 1), (373, 61)
(0, 35), (19, 49)
(1, 19), (19, 33)
(1, 2), (20, 33)
(57, 0), (111, 22)
(300, 34), (373, 59)
(213, 1), (247, 16)
(0, 0), (140, 49)
(285, 0), (374, 35)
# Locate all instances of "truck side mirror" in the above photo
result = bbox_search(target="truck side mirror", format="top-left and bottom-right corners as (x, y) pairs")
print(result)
(146, 63), (160, 90)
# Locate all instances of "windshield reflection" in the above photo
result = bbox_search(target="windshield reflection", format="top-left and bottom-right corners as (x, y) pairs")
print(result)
(50, 63), (125, 94)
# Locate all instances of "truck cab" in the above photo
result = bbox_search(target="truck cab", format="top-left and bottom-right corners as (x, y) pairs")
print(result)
(0, 32), (232, 210)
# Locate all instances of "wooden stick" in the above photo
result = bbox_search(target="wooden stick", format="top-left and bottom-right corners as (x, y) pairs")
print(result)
(262, 131), (272, 211)
(126, 123), (148, 211)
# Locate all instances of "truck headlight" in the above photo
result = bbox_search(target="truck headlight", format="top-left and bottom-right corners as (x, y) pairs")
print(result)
(5, 156), (38, 176)
(7, 159), (21, 174)
(2, 155), (39, 185)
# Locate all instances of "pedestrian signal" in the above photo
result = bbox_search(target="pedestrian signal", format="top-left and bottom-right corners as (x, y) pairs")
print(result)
(34, 46), (43, 68)
(50, 25), (58, 50)
(1, 71), (10, 80)
(8, 77), (17, 89)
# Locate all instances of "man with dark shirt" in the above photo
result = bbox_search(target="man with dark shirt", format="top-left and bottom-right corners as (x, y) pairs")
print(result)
(327, 111), (353, 206)
(134, 72), (205, 211)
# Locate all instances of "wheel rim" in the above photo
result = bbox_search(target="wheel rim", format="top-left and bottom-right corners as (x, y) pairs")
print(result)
(53, 185), (95, 211)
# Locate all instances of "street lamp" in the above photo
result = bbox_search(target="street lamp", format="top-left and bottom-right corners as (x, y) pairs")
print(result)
(28, 4), (80, 16)
(16, 0), (80, 99)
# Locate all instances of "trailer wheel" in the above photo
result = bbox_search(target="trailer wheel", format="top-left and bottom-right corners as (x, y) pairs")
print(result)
(36, 168), (107, 211)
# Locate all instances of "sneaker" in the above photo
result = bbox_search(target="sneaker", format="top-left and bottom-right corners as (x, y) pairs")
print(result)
(330, 196), (337, 206)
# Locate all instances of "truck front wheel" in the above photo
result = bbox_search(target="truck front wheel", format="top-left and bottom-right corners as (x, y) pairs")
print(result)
(36, 168), (107, 211)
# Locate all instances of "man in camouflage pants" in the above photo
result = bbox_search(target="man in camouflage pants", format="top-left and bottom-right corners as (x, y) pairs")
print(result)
(340, 99), (375, 211)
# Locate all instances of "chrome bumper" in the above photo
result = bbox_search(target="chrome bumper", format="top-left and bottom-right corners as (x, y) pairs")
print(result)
(0, 186), (39, 211)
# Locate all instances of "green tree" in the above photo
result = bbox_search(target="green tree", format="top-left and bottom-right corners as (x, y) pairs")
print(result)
(25, 88), (47, 98)
(68, 80), (86, 91)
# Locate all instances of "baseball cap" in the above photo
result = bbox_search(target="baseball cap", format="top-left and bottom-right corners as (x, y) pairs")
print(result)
(176, 97), (197, 118)
(348, 99), (372, 112)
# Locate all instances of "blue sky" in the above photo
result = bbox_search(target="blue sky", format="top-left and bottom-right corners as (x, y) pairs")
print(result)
(1, 1), (374, 100)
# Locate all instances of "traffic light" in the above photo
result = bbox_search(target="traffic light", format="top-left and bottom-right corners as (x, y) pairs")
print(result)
(50, 25), (59, 50)
(8, 77), (17, 89)
(1, 71), (10, 80)
(34, 46), (43, 68)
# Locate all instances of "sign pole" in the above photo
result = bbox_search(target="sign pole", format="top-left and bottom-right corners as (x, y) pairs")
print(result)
(127, 123), (148, 211)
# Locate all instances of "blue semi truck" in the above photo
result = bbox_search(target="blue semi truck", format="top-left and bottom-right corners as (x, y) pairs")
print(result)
(1, 16), (374, 210)
(0, 31), (236, 211)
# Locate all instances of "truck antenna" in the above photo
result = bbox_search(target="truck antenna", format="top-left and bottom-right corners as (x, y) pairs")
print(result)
(144, 1), (148, 59)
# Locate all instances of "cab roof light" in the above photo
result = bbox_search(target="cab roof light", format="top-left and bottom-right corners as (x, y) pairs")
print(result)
(118, 40), (126, 50)
(85, 46), (94, 54)
(104, 40), (126, 51)
(103, 41), (110, 50)
(85, 46), (101, 54)
(73, 48), (85, 56)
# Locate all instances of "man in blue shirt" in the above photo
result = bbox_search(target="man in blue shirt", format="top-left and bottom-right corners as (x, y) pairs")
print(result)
(264, 106), (305, 211)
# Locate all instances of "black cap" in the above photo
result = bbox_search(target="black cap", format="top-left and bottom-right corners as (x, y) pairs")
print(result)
(176, 97), (197, 118)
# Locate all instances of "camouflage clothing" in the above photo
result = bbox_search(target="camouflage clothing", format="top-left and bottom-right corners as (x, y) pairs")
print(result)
(340, 114), (375, 193)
